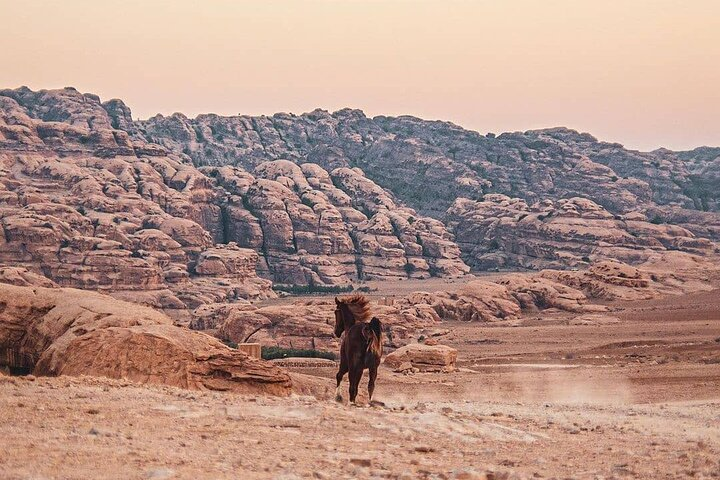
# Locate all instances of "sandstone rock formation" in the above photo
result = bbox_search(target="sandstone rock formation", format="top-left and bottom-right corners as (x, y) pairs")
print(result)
(446, 194), (716, 270)
(0, 283), (291, 395)
(1, 85), (718, 337)
(187, 250), (720, 353)
(0, 87), (469, 303)
(206, 160), (468, 284)
(0, 266), (57, 288)
(117, 96), (720, 274)
(132, 109), (720, 223)
(383, 343), (458, 372)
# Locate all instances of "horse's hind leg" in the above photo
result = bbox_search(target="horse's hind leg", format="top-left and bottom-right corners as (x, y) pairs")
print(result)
(335, 358), (348, 403)
(348, 367), (363, 404)
(367, 365), (378, 401)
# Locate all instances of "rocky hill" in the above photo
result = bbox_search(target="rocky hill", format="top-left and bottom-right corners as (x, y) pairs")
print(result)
(124, 93), (720, 268)
(131, 108), (720, 220)
(1, 86), (718, 304)
(0, 87), (468, 313)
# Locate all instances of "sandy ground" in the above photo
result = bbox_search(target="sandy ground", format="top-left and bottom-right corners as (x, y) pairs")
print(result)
(2, 289), (720, 479)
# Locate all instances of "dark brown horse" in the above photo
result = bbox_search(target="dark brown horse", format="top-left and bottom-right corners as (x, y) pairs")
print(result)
(333, 295), (383, 404)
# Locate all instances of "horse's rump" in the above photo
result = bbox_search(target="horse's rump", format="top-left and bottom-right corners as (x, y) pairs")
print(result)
(362, 317), (383, 363)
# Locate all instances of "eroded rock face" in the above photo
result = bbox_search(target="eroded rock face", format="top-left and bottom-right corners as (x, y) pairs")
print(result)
(118, 99), (720, 276)
(383, 343), (458, 372)
(0, 267), (57, 288)
(446, 195), (717, 270)
(208, 160), (468, 284)
(1, 84), (718, 321)
(0, 87), (469, 299)
(133, 109), (720, 220)
(0, 283), (291, 395)
(0, 88), (276, 314)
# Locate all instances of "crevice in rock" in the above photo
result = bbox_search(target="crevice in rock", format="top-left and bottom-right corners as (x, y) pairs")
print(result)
(219, 204), (231, 245)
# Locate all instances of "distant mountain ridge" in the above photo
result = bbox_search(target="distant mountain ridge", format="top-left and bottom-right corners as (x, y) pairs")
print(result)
(0, 86), (718, 301)
(115, 103), (720, 218)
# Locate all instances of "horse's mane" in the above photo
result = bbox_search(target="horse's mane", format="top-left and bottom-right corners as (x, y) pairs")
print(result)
(337, 294), (371, 323)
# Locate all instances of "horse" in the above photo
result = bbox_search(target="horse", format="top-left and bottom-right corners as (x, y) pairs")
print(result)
(333, 295), (383, 404)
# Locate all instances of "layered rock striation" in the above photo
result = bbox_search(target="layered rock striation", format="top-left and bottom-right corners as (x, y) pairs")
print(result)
(1, 85), (718, 297)
(132, 110), (720, 220)
(0, 283), (291, 394)
(121, 96), (720, 271)
(446, 194), (717, 270)
(0, 87), (468, 305)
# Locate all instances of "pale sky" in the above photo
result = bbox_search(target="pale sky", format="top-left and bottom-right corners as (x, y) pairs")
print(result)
(2, 0), (719, 151)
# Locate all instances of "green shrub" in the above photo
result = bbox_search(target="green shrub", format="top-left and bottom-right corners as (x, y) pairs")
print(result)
(650, 215), (664, 225)
(261, 346), (336, 361)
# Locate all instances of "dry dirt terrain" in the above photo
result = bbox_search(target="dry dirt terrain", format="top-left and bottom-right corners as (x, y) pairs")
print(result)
(2, 290), (720, 479)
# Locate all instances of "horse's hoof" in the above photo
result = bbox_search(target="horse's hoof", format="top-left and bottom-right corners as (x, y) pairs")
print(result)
(369, 400), (386, 408)
(335, 394), (343, 403)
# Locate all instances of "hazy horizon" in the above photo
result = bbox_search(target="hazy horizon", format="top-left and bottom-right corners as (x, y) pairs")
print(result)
(2, 0), (719, 151)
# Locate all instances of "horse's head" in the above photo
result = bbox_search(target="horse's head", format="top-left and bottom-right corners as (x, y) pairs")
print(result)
(334, 297), (345, 337)
(333, 295), (370, 338)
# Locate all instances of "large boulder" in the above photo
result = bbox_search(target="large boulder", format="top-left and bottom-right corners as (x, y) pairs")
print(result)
(0, 283), (291, 395)
(383, 343), (458, 372)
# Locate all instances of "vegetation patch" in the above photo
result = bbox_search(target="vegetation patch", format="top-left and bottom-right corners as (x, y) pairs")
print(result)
(261, 346), (336, 361)
(650, 215), (664, 225)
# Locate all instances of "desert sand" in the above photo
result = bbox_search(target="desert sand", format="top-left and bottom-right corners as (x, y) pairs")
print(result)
(2, 289), (719, 479)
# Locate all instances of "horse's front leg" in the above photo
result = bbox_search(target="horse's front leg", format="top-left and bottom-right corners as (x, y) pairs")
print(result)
(335, 357), (348, 403)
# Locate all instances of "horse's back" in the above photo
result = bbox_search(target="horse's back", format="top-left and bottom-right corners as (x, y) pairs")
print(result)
(342, 322), (381, 369)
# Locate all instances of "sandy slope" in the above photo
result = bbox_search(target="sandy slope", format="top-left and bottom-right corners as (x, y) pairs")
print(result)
(1, 290), (719, 479)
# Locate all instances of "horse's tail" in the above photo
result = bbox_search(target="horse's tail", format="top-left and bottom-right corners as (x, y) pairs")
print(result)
(365, 317), (383, 358)
(369, 317), (382, 339)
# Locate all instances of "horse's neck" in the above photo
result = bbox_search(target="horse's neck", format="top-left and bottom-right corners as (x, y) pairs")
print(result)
(342, 307), (359, 332)
(343, 317), (357, 332)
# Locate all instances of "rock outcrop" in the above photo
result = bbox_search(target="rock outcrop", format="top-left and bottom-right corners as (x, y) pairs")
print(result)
(186, 252), (720, 352)
(117, 96), (720, 273)
(446, 194), (716, 270)
(0, 283), (291, 395)
(132, 110), (720, 222)
(206, 160), (468, 284)
(383, 343), (458, 372)
(0, 87), (276, 314)
(0, 87), (469, 302)
(1, 85), (718, 330)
